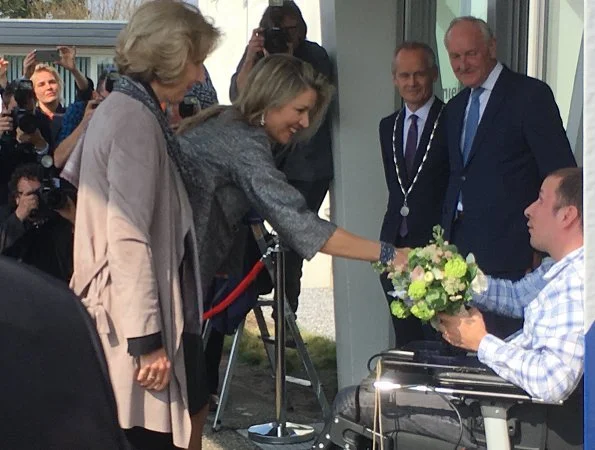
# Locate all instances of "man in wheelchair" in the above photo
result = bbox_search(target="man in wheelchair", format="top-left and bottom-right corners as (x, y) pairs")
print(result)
(316, 168), (584, 450)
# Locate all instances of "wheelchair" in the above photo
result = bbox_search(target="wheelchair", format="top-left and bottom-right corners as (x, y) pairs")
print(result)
(313, 341), (583, 450)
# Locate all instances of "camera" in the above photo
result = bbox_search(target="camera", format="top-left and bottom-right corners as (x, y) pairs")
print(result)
(264, 27), (290, 54)
(2, 80), (38, 144)
(29, 155), (68, 223)
(263, 1), (291, 54)
(178, 94), (200, 119)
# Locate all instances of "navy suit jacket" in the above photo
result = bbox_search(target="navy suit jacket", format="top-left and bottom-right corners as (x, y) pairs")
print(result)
(379, 97), (449, 247)
(441, 66), (576, 275)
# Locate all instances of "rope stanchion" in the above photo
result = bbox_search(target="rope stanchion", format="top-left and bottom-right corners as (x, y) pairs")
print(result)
(203, 259), (266, 320)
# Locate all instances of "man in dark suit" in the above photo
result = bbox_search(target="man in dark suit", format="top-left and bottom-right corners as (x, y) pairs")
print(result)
(441, 16), (577, 337)
(379, 42), (449, 346)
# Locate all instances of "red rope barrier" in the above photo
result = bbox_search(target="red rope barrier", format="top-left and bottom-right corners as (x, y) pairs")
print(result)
(203, 259), (267, 320)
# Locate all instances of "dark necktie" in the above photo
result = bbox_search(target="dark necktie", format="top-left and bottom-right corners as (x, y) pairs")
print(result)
(400, 114), (418, 238)
(404, 114), (418, 178)
(462, 87), (484, 164)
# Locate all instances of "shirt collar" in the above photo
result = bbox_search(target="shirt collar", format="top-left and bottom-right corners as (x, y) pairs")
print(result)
(543, 246), (584, 281)
(479, 61), (503, 93)
(405, 96), (435, 123)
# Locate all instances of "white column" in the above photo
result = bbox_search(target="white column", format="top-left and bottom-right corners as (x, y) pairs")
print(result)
(321, 0), (399, 388)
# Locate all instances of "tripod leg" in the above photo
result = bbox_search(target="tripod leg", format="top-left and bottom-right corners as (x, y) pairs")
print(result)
(212, 320), (245, 431)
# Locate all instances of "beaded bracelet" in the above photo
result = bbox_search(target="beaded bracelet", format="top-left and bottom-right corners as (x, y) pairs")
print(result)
(379, 241), (396, 265)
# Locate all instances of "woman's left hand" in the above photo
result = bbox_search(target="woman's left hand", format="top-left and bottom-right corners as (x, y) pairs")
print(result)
(136, 347), (171, 391)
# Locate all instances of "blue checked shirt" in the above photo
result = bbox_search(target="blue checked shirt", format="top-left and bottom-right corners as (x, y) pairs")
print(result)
(475, 247), (584, 402)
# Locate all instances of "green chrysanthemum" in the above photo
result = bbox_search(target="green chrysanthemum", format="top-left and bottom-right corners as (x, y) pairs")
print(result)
(411, 301), (435, 321)
(408, 279), (427, 300)
(390, 300), (410, 318)
(444, 257), (468, 278)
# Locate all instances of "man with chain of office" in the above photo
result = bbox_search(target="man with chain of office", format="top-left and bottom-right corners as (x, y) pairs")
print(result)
(378, 41), (449, 347)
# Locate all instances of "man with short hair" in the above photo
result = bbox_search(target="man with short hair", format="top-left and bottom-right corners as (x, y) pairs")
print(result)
(319, 168), (584, 450)
(441, 16), (577, 337)
(379, 41), (449, 345)
(0, 163), (76, 283)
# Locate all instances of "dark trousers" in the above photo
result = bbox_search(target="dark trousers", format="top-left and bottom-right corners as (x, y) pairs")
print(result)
(204, 327), (226, 395)
(450, 216), (524, 339)
(284, 178), (330, 313)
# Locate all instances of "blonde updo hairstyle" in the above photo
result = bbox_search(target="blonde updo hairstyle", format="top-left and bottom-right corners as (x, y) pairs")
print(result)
(179, 54), (333, 142)
(115, 0), (220, 85)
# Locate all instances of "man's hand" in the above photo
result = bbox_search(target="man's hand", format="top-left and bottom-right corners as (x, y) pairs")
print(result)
(246, 28), (266, 62)
(15, 191), (38, 222)
(136, 347), (171, 391)
(0, 57), (8, 88)
(56, 196), (76, 225)
(0, 114), (12, 133)
(16, 128), (47, 150)
(56, 46), (76, 72)
(82, 99), (100, 122)
(22, 50), (38, 79)
(437, 307), (488, 352)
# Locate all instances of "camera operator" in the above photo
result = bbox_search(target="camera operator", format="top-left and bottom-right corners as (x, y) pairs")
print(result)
(230, 0), (333, 314)
(0, 163), (75, 283)
(0, 80), (53, 206)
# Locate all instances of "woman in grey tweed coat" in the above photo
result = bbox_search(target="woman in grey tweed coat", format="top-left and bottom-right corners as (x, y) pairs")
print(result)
(177, 54), (406, 292)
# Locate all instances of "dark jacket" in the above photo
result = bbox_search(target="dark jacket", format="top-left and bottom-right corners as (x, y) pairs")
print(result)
(0, 205), (73, 282)
(379, 97), (449, 247)
(441, 66), (576, 275)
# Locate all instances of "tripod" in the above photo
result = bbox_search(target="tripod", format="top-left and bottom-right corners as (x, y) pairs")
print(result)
(205, 220), (331, 437)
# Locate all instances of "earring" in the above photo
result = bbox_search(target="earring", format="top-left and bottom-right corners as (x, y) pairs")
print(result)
(260, 113), (265, 126)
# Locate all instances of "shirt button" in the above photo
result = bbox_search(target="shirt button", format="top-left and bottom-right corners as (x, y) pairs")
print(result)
(461, 176), (466, 182)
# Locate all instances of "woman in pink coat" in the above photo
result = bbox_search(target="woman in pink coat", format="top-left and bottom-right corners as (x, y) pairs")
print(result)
(70, 2), (220, 449)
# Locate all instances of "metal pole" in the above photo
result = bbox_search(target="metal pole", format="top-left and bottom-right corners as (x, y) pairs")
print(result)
(248, 240), (315, 444)
(274, 244), (286, 432)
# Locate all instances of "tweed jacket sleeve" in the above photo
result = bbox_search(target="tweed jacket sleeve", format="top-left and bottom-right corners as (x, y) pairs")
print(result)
(228, 134), (336, 260)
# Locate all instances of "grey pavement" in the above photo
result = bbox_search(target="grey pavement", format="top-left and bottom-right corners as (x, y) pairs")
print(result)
(295, 287), (336, 341)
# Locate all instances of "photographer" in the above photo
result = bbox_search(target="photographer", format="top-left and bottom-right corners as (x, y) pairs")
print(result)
(0, 163), (75, 283)
(0, 80), (53, 206)
(53, 68), (116, 168)
(230, 0), (333, 314)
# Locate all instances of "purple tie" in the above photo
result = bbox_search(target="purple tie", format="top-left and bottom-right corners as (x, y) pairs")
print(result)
(400, 114), (418, 238)
(404, 114), (418, 178)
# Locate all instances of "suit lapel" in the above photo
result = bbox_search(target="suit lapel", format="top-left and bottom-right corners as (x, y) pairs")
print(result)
(411, 97), (444, 173)
(393, 108), (407, 182)
(465, 67), (510, 166)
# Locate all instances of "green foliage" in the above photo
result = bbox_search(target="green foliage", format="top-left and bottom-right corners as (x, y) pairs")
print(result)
(223, 327), (337, 372)
(0, 0), (29, 18)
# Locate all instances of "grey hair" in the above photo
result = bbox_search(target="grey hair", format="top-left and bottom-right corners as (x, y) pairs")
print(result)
(391, 41), (437, 76)
(115, 0), (220, 85)
(179, 54), (334, 142)
(444, 16), (494, 47)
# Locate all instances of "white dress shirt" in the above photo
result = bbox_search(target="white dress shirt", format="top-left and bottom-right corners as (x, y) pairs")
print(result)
(403, 96), (435, 154)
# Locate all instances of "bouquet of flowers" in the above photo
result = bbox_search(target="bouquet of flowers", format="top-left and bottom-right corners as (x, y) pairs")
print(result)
(374, 225), (479, 324)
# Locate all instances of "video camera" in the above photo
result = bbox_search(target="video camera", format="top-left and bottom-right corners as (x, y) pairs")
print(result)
(263, 0), (291, 54)
(1, 80), (39, 148)
(179, 94), (200, 119)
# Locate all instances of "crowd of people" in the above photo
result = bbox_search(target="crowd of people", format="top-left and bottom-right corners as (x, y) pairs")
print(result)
(0, 1), (584, 449)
